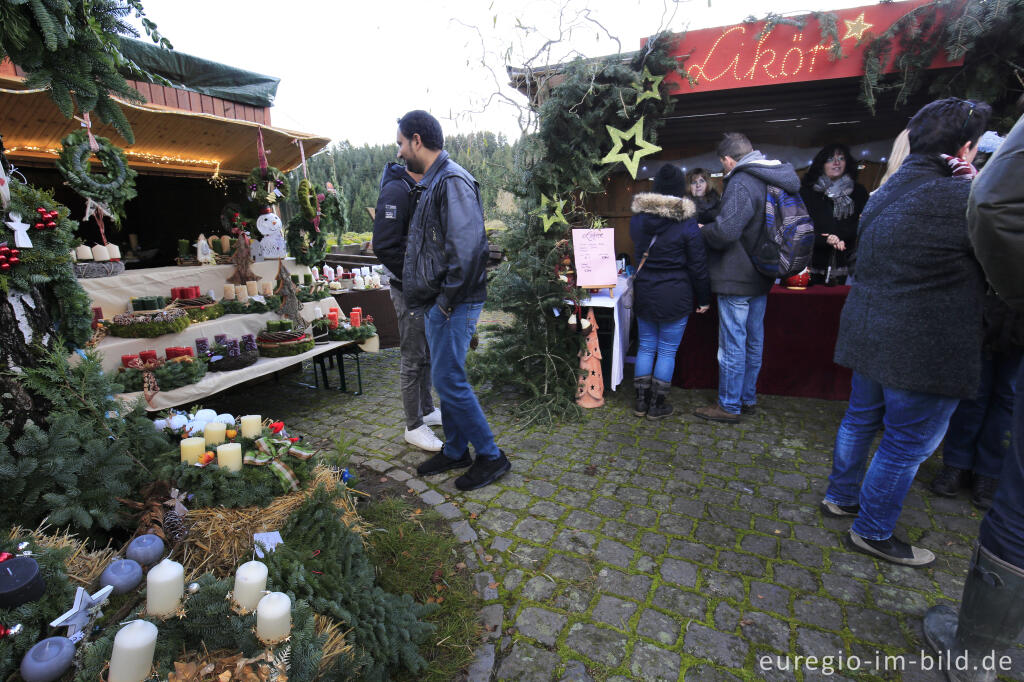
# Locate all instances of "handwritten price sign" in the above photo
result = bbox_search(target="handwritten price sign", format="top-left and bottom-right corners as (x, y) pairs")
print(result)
(572, 228), (617, 287)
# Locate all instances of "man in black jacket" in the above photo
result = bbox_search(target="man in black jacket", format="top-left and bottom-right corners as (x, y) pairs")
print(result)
(396, 110), (510, 491)
(372, 162), (443, 452)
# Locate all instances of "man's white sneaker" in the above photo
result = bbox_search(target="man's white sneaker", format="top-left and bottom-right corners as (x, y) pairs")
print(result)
(405, 424), (443, 451)
(422, 408), (443, 427)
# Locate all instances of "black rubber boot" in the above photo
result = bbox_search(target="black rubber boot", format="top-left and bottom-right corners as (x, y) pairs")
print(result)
(633, 375), (652, 417)
(923, 544), (1024, 681)
(646, 378), (674, 420)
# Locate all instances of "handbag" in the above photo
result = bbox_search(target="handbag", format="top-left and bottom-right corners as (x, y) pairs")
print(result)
(624, 235), (657, 309)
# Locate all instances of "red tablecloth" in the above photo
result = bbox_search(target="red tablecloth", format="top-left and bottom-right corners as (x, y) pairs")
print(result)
(672, 284), (852, 401)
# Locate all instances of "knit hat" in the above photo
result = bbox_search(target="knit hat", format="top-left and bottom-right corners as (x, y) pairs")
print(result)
(653, 164), (686, 198)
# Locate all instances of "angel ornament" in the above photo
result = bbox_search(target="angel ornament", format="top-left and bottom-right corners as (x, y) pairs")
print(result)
(195, 232), (216, 265)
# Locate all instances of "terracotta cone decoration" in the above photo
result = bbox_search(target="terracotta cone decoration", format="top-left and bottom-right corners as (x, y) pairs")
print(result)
(575, 308), (604, 408)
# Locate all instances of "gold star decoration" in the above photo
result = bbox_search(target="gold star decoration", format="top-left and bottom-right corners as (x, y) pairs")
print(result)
(531, 194), (568, 232)
(843, 12), (873, 42)
(600, 117), (662, 180)
(631, 67), (664, 104)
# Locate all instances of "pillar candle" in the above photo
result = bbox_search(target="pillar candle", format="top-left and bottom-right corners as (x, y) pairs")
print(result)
(327, 311), (339, 329)
(91, 245), (110, 262)
(107, 244), (121, 261)
(180, 436), (205, 465)
(235, 285), (248, 303)
(221, 235), (231, 253)
(245, 280), (258, 296)
(261, 280), (274, 296)
(204, 422), (226, 447)
(20, 636), (75, 682)
(232, 560), (268, 611)
(0, 556), (45, 609)
(108, 620), (157, 682)
(240, 414), (262, 439)
(146, 558), (183, 617)
(121, 354), (139, 368)
(125, 534), (165, 566)
(256, 592), (291, 643)
(217, 443), (242, 472)
(350, 310), (361, 327)
(214, 334), (227, 345)
(75, 245), (93, 260)
(138, 350), (158, 364)
(223, 283), (236, 300)
(99, 559), (143, 595)
(195, 338), (209, 355)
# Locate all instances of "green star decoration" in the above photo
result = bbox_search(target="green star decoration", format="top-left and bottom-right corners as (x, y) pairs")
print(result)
(632, 67), (664, 104)
(600, 117), (662, 180)
(531, 194), (569, 232)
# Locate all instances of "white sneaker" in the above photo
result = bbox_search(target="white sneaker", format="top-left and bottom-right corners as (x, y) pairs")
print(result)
(404, 424), (443, 452)
(422, 408), (443, 427)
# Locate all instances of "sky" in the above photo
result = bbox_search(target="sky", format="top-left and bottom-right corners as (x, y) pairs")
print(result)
(131, 0), (873, 148)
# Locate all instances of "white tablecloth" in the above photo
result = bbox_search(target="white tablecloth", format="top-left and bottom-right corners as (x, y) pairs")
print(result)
(581, 275), (632, 391)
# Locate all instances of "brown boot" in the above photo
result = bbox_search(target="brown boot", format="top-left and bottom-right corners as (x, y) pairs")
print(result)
(694, 403), (740, 423)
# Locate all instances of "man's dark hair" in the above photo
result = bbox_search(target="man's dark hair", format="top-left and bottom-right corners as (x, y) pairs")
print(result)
(908, 98), (992, 155)
(717, 133), (753, 160)
(802, 143), (860, 189)
(397, 110), (444, 151)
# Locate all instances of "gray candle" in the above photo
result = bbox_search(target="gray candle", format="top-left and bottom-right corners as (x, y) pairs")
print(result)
(125, 535), (164, 566)
(99, 559), (143, 594)
(20, 636), (75, 682)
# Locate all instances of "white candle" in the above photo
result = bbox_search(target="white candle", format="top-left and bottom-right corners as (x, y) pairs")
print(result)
(108, 620), (158, 682)
(217, 442), (242, 472)
(75, 245), (93, 260)
(261, 280), (274, 296)
(235, 285), (248, 304)
(240, 415), (262, 439)
(223, 283), (236, 300)
(245, 280), (259, 296)
(146, 559), (184, 617)
(232, 560), (268, 611)
(179, 437), (205, 465)
(107, 244), (121, 260)
(256, 592), (291, 643)
(204, 422), (226, 447)
(91, 245), (110, 262)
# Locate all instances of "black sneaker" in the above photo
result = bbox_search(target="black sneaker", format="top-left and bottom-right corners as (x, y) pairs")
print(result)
(971, 474), (999, 510)
(416, 446), (472, 476)
(846, 530), (935, 567)
(820, 500), (859, 517)
(455, 450), (511, 491)
(741, 404), (757, 415)
(930, 465), (971, 497)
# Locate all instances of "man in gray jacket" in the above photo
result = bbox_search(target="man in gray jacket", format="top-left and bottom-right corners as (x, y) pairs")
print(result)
(694, 133), (800, 423)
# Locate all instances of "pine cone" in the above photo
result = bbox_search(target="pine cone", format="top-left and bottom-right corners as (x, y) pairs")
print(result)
(163, 510), (188, 543)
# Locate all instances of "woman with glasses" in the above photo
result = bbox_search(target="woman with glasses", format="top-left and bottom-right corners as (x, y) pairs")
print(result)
(799, 144), (870, 285)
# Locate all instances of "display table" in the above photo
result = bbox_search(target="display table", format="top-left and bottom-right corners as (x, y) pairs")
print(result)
(581, 275), (632, 391)
(672, 284), (852, 401)
(331, 287), (400, 349)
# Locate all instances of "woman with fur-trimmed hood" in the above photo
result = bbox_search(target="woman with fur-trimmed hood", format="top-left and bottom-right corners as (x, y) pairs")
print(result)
(630, 163), (712, 420)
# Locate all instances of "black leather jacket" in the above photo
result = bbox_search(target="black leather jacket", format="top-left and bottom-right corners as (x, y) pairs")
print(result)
(402, 151), (489, 312)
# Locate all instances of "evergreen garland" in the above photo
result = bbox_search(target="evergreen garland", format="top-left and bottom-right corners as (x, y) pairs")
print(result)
(258, 336), (315, 357)
(167, 451), (316, 509)
(263, 485), (435, 681)
(286, 214), (328, 268)
(117, 356), (208, 393)
(219, 295), (282, 314)
(183, 301), (225, 322)
(328, 322), (377, 343)
(55, 131), (138, 223)
(319, 184), (348, 236)
(106, 310), (191, 338)
(246, 166), (290, 209)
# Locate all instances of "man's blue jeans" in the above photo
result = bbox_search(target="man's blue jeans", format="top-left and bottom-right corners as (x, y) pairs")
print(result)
(424, 302), (500, 460)
(942, 349), (1022, 477)
(635, 315), (689, 383)
(979, 362), (1024, 568)
(825, 372), (959, 540)
(716, 294), (767, 414)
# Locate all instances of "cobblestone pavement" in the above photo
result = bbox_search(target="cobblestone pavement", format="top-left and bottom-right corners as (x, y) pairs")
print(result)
(205, 346), (1024, 682)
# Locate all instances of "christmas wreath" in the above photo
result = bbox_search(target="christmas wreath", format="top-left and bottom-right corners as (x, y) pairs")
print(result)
(219, 294), (281, 315)
(245, 166), (289, 208)
(107, 309), (191, 338)
(297, 178), (318, 221)
(286, 214), (328, 268)
(55, 131), (137, 222)
(117, 356), (208, 393)
(329, 322), (377, 343)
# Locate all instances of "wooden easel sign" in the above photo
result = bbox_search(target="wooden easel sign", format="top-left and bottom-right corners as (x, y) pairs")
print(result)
(572, 227), (617, 295)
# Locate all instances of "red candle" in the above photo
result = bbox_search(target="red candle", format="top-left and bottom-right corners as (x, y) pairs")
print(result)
(165, 347), (182, 359)
(350, 310), (361, 328)
(191, 286), (202, 298)
(139, 350), (158, 364)
(121, 354), (139, 368)
(327, 311), (339, 329)
(182, 347), (194, 357)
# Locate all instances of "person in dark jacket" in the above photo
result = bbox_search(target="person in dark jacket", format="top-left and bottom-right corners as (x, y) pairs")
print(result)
(630, 164), (711, 420)
(694, 133), (801, 424)
(685, 168), (721, 224)
(924, 107), (1024, 682)
(823, 97), (992, 568)
(397, 110), (510, 492)
(799, 143), (870, 285)
(371, 162), (443, 453)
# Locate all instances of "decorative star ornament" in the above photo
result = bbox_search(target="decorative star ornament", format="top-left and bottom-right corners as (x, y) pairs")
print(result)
(631, 67), (664, 104)
(4, 211), (32, 249)
(50, 585), (114, 639)
(600, 117), (663, 180)
(531, 194), (568, 232)
(843, 12), (873, 41)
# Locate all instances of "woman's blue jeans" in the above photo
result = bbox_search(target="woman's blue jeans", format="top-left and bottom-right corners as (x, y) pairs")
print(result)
(825, 372), (959, 540)
(635, 315), (689, 383)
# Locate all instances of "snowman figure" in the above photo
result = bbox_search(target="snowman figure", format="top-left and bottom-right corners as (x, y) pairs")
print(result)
(256, 209), (287, 259)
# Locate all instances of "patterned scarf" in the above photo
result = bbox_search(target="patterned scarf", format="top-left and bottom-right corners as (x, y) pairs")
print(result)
(812, 173), (855, 220)
(940, 154), (979, 180)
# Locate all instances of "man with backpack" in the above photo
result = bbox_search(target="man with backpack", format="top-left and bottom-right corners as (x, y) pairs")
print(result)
(695, 133), (801, 424)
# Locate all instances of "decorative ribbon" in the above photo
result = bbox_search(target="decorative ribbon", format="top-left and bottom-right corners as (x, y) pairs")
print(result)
(83, 198), (110, 245)
(244, 437), (314, 492)
(74, 112), (100, 152)
(0, 552), (13, 562)
(127, 358), (160, 406)
(256, 128), (269, 173)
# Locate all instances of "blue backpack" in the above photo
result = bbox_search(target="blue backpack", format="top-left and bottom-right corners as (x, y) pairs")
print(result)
(747, 185), (815, 279)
